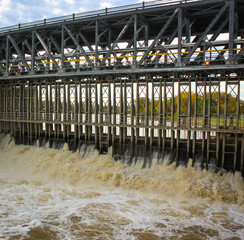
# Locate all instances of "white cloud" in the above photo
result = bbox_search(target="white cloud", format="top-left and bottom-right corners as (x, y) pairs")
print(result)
(65, 0), (74, 4)
(0, 2), (11, 25)
(44, 0), (58, 6)
(0, 0), (11, 13)
(100, 2), (113, 9)
(77, 7), (85, 12)
(0, 0), (11, 20)
(54, 8), (66, 15)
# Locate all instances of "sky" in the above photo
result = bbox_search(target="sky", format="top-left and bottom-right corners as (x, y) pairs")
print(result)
(0, 0), (146, 28)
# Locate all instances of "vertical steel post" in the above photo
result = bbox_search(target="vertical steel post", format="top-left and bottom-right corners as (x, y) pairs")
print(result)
(95, 80), (98, 147)
(134, 14), (137, 67)
(171, 77), (175, 162)
(228, 0), (234, 64)
(150, 77), (154, 164)
(27, 83), (31, 145)
(85, 81), (88, 142)
(38, 82), (42, 140)
(45, 83), (49, 144)
(63, 81), (67, 142)
(112, 80), (116, 157)
(31, 31), (35, 73)
(202, 77), (207, 169)
(98, 80), (102, 152)
(207, 77), (211, 170)
(177, 7), (182, 66)
(10, 83), (14, 136)
(61, 26), (65, 70)
(162, 78), (167, 160)
(158, 77), (162, 161)
(74, 81), (78, 150)
(130, 79), (134, 163)
(176, 76), (180, 165)
(123, 79), (127, 161)
(67, 82), (71, 141)
(222, 78), (228, 168)
(187, 77), (191, 160)
(143, 77), (149, 167)
(108, 80), (112, 146)
(216, 77), (221, 170)
(88, 81), (92, 142)
(119, 79), (123, 159)
(34, 83), (38, 141)
(135, 78), (139, 162)
(6, 36), (9, 75)
(95, 20), (99, 69)
(78, 80), (82, 148)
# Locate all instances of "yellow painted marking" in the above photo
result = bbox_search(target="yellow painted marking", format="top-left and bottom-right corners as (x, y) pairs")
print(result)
(3, 48), (243, 68)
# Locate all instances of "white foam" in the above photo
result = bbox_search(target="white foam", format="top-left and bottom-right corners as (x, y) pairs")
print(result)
(0, 135), (244, 239)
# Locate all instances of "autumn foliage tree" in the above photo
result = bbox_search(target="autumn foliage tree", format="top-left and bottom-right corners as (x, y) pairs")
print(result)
(133, 92), (244, 116)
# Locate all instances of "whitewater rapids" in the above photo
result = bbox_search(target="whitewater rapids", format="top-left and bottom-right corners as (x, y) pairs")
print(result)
(0, 134), (244, 239)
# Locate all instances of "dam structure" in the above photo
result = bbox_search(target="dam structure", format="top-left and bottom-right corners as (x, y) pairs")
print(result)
(0, 0), (244, 173)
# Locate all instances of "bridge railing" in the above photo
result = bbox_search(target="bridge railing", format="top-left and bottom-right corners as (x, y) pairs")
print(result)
(0, 0), (202, 34)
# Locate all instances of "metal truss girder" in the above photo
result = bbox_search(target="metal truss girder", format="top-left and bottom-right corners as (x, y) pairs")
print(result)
(182, 2), (228, 63)
(0, 0), (242, 76)
(98, 27), (109, 39)
(138, 8), (179, 66)
(193, 17), (228, 62)
(102, 16), (134, 64)
(79, 30), (102, 65)
(116, 40), (133, 66)
(214, 44), (228, 62)
(8, 35), (30, 71)
(64, 26), (94, 69)
(49, 35), (61, 53)
(234, 47), (244, 61)
(150, 9), (176, 22)
(35, 31), (60, 70)
(49, 35), (74, 70)
(191, 3), (224, 16)
(117, 21), (147, 66)
(79, 31), (94, 52)
(24, 39), (32, 53)
(152, 18), (188, 65)
(23, 39), (43, 71)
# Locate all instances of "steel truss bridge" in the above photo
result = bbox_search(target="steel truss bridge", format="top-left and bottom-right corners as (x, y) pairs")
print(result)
(0, 0), (244, 173)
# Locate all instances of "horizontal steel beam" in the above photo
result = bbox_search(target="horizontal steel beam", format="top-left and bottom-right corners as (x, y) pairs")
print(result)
(0, 64), (243, 80)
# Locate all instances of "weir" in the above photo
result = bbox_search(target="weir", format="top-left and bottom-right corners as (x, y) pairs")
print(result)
(0, 0), (244, 173)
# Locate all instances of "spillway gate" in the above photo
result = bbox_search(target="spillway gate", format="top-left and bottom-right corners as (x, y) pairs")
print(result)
(0, 0), (244, 173)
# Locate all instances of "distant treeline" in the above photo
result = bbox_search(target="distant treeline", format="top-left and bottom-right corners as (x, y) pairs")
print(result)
(134, 92), (244, 115)
(40, 92), (244, 115)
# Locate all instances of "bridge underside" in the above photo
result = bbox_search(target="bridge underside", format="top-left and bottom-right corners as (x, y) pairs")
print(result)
(0, 0), (244, 173)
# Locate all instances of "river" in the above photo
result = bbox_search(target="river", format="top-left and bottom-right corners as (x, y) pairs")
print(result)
(0, 134), (243, 240)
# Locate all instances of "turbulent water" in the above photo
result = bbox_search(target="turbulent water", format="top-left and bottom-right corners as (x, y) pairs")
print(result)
(0, 135), (244, 240)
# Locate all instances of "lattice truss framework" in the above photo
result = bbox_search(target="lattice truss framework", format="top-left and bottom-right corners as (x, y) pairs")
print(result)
(0, 0), (243, 77)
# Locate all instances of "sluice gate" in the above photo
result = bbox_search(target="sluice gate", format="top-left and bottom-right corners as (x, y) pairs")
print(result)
(0, 0), (244, 173)
(0, 72), (243, 173)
